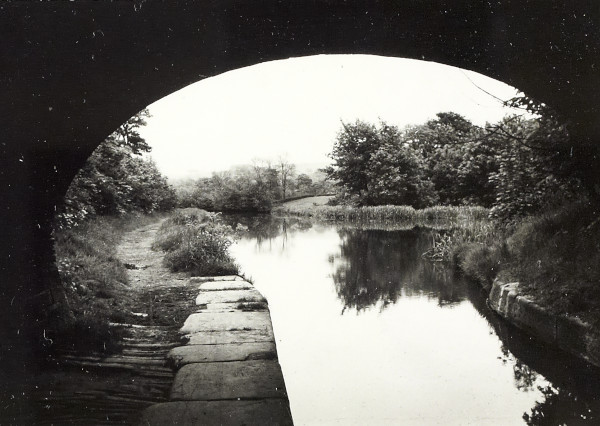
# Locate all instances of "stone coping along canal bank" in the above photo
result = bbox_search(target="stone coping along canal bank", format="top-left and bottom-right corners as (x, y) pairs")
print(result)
(489, 281), (600, 369)
(138, 275), (293, 425)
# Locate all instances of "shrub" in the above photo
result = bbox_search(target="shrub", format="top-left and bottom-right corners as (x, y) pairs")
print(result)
(153, 209), (244, 276)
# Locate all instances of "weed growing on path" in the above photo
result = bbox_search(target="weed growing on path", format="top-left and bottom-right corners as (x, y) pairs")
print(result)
(153, 208), (245, 276)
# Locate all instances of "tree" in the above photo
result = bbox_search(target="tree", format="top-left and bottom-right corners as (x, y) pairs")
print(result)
(113, 108), (152, 154)
(276, 156), (296, 200)
(406, 112), (496, 206)
(487, 115), (579, 220)
(325, 120), (437, 207)
(295, 173), (314, 195)
(366, 135), (437, 208)
(57, 110), (175, 228)
(324, 120), (381, 201)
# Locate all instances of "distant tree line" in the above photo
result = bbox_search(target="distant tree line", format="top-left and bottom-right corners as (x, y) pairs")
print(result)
(57, 109), (177, 228)
(176, 158), (335, 212)
(325, 104), (585, 220)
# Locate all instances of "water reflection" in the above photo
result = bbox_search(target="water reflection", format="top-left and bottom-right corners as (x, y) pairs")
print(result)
(524, 386), (599, 425)
(466, 277), (600, 424)
(227, 214), (600, 424)
(331, 228), (464, 312)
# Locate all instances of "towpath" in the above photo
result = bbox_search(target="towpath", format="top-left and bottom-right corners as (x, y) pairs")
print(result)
(128, 223), (293, 425)
(32, 219), (292, 425)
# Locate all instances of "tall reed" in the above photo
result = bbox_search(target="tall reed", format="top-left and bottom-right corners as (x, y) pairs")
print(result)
(274, 204), (489, 228)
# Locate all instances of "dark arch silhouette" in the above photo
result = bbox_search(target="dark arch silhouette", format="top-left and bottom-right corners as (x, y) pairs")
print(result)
(1, 0), (599, 384)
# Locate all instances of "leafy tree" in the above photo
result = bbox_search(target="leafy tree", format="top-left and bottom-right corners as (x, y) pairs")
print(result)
(488, 115), (580, 220)
(325, 120), (381, 201)
(295, 173), (314, 195)
(113, 108), (152, 154)
(184, 167), (275, 212)
(365, 125), (437, 208)
(57, 110), (176, 228)
(325, 120), (436, 207)
(407, 112), (496, 206)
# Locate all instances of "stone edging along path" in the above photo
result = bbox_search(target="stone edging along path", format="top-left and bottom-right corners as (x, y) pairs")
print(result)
(489, 281), (600, 369)
(138, 275), (293, 426)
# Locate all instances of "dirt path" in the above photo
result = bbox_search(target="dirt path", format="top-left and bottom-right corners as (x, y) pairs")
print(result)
(31, 219), (200, 425)
(115, 220), (198, 327)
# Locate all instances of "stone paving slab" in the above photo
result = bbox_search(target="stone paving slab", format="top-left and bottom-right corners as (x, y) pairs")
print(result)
(185, 328), (275, 345)
(171, 360), (288, 401)
(167, 342), (277, 369)
(196, 301), (269, 313)
(189, 275), (243, 283)
(138, 399), (293, 426)
(180, 311), (273, 334)
(198, 280), (254, 291)
(195, 288), (266, 305)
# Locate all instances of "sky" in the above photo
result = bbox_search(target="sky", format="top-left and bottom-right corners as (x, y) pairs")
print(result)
(139, 54), (524, 180)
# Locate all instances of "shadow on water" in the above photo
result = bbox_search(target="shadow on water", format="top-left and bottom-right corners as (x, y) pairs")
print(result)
(467, 280), (600, 424)
(227, 213), (600, 424)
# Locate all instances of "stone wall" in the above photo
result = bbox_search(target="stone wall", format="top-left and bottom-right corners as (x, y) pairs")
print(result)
(489, 281), (600, 368)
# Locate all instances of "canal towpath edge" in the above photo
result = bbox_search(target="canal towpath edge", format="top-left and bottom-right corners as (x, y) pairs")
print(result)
(136, 273), (293, 425)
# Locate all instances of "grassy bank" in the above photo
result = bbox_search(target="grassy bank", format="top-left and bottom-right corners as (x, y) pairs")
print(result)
(53, 213), (162, 353)
(442, 202), (600, 326)
(274, 203), (489, 228)
(501, 204), (600, 324)
(152, 208), (242, 277)
(278, 200), (600, 325)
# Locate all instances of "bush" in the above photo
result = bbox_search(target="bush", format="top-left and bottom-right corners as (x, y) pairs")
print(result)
(153, 209), (244, 276)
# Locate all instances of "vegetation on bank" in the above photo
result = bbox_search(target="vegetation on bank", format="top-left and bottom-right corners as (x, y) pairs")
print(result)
(275, 203), (488, 227)
(320, 97), (600, 327)
(53, 214), (161, 353)
(501, 203), (600, 324)
(152, 208), (244, 277)
(51, 110), (178, 353)
(56, 109), (176, 229)
(324, 109), (584, 221)
(175, 160), (334, 213)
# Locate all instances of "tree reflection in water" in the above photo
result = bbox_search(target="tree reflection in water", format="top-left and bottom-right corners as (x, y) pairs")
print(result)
(330, 228), (465, 312)
(228, 214), (600, 423)
(222, 213), (313, 249)
(524, 386), (599, 425)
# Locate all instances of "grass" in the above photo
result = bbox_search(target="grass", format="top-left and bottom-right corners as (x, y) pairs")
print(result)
(52, 213), (162, 353)
(500, 203), (600, 323)
(152, 208), (241, 277)
(425, 219), (508, 290)
(431, 201), (600, 325)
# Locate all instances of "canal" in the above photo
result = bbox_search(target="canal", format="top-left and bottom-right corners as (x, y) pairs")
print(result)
(226, 214), (600, 425)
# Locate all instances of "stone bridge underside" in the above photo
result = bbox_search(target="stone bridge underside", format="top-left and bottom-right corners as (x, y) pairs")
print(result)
(1, 0), (599, 378)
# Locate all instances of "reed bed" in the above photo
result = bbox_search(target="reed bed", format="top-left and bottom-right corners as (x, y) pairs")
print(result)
(274, 204), (489, 228)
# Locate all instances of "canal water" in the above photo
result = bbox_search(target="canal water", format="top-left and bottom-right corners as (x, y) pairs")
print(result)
(226, 214), (600, 425)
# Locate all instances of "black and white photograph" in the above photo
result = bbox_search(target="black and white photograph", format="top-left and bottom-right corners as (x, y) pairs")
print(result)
(1, 1), (600, 424)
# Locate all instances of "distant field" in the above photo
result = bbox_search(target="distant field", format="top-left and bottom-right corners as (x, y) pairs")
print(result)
(281, 195), (334, 208)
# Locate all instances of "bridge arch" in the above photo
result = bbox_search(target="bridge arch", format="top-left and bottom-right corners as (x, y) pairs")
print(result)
(2, 0), (599, 373)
